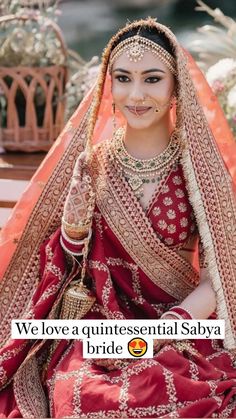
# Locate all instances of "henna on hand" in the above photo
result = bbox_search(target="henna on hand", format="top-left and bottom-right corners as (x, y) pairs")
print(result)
(63, 152), (95, 230)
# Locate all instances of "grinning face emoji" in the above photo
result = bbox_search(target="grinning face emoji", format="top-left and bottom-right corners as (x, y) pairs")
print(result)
(128, 338), (147, 357)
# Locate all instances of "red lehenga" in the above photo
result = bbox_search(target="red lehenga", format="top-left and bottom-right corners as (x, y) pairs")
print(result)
(0, 139), (236, 418)
(0, 18), (236, 418)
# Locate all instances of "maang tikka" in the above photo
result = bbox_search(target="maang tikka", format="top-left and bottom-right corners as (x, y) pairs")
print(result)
(109, 35), (176, 75)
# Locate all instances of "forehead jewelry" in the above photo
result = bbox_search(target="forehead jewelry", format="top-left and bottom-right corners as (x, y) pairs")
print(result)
(109, 35), (176, 75)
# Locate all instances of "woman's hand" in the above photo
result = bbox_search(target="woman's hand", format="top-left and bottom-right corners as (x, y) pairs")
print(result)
(63, 152), (95, 238)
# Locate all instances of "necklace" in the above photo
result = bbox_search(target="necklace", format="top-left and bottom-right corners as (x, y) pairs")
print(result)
(112, 127), (181, 199)
(114, 126), (179, 173)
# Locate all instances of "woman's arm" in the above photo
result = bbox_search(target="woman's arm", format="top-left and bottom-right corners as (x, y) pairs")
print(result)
(178, 268), (216, 319)
(155, 270), (217, 351)
(161, 268), (216, 321)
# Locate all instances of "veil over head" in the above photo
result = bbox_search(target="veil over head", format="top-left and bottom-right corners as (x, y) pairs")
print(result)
(0, 18), (236, 350)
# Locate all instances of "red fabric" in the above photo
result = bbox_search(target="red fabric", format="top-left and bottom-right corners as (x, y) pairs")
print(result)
(0, 168), (236, 417)
(148, 163), (197, 248)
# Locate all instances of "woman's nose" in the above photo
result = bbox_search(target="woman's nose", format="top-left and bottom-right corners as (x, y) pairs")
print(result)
(129, 83), (145, 102)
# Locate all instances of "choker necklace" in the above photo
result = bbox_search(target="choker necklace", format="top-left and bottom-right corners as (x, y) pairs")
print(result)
(112, 127), (181, 199)
(113, 126), (179, 173)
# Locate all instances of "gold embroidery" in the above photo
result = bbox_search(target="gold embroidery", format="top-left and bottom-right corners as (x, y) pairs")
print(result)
(0, 113), (91, 347)
(92, 141), (199, 301)
(178, 203), (187, 212)
(163, 197), (173, 206)
(175, 188), (185, 198)
(152, 206), (161, 216)
(158, 219), (167, 230)
(180, 217), (188, 227)
(14, 356), (48, 417)
(0, 342), (28, 388)
(167, 209), (176, 219)
(107, 257), (145, 306)
(161, 184), (170, 194)
(167, 224), (177, 234)
(179, 232), (188, 241)
(181, 146), (236, 349)
(89, 260), (125, 320)
(172, 175), (182, 185)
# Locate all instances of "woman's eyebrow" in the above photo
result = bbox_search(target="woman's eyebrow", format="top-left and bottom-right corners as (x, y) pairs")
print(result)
(113, 68), (165, 74)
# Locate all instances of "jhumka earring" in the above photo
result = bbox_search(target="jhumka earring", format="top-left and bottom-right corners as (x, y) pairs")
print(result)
(112, 102), (117, 132)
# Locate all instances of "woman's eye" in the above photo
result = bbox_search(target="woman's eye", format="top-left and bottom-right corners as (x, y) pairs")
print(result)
(145, 76), (161, 83)
(115, 75), (130, 83)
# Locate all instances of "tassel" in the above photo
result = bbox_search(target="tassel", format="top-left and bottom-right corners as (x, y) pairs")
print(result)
(60, 280), (96, 319)
(60, 234), (96, 319)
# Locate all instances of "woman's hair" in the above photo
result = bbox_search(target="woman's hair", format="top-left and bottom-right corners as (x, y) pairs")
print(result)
(110, 25), (175, 58)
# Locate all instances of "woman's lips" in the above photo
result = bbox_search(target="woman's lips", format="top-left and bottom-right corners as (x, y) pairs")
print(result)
(126, 106), (152, 116)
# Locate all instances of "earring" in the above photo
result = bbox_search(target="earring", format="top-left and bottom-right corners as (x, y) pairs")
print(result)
(112, 102), (117, 132)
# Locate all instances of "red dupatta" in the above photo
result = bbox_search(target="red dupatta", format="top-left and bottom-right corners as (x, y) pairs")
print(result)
(0, 20), (236, 350)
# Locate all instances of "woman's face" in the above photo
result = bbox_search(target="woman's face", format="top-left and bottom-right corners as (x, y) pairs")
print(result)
(111, 49), (176, 130)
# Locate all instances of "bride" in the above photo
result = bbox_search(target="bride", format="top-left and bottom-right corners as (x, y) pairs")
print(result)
(0, 17), (236, 418)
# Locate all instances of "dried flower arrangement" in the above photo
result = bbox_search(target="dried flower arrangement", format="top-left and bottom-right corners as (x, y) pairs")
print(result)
(190, 0), (236, 138)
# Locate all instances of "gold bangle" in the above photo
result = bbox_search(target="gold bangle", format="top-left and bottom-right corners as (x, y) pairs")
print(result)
(62, 217), (90, 233)
(64, 228), (89, 241)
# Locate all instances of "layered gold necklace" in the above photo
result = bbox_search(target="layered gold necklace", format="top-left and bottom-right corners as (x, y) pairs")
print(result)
(112, 127), (181, 200)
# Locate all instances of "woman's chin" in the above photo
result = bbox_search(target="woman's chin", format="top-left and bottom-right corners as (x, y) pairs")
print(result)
(126, 118), (155, 130)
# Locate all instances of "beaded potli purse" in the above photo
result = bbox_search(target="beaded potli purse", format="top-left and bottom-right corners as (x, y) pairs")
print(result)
(59, 236), (96, 319)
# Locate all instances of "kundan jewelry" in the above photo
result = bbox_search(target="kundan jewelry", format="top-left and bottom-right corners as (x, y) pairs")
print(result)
(112, 127), (181, 200)
(109, 35), (176, 75)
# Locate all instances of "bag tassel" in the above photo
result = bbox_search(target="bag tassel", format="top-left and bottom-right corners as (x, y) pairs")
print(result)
(60, 236), (96, 319)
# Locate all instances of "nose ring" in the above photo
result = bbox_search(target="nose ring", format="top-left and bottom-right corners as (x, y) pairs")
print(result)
(134, 99), (147, 117)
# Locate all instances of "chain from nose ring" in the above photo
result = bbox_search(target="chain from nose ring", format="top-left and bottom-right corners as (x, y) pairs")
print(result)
(134, 98), (147, 117)
(134, 98), (160, 115)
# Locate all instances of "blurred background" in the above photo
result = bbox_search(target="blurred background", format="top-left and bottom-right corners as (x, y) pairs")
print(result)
(56, 0), (236, 59)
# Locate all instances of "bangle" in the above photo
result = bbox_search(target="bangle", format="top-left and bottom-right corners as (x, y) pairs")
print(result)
(60, 235), (84, 257)
(160, 311), (183, 320)
(60, 227), (92, 257)
(61, 225), (84, 245)
(169, 306), (193, 320)
(62, 216), (91, 236)
(61, 225), (91, 245)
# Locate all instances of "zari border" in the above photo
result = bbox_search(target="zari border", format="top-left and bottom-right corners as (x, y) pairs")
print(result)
(181, 146), (235, 349)
(14, 355), (48, 417)
(0, 112), (91, 345)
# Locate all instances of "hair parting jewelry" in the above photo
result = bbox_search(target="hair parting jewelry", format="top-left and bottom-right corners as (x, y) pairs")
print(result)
(109, 35), (176, 75)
